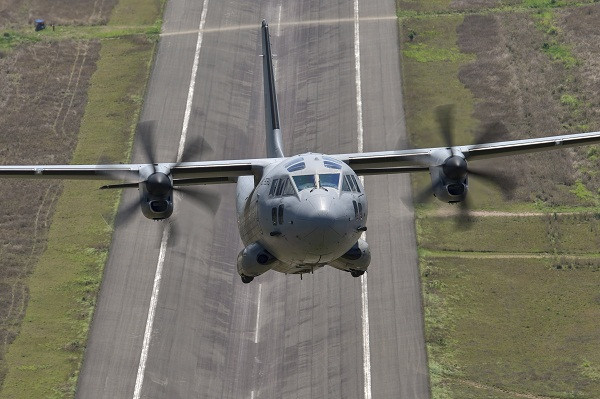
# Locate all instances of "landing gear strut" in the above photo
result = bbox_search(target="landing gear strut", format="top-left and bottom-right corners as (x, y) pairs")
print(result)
(350, 270), (365, 278)
(241, 275), (254, 284)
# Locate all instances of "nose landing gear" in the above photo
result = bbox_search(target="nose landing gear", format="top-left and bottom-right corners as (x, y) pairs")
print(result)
(350, 270), (365, 278)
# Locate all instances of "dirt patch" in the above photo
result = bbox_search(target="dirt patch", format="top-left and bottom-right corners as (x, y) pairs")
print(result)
(456, 12), (597, 205)
(0, 39), (100, 386)
(0, 0), (118, 27)
(559, 5), (600, 125)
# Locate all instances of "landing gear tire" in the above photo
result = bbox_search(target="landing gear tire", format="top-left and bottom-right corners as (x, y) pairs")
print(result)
(350, 270), (365, 278)
(241, 275), (254, 284)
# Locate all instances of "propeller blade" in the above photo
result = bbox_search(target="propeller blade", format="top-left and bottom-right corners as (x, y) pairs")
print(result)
(94, 169), (141, 184)
(468, 166), (515, 199)
(455, 197), (473, 230)
(100, 182), (140, 190)
(435, 104), (455, 148)
(175, 186), (221, 214)
(114, 197), (142, 227)
(156, 219), (180, 249)
(472, 121), (509, 147)
(176, 135), (213, 165)
(136, 120), (158, 172)
(413, 181), (435, 204)
(395, 135), (412, 151)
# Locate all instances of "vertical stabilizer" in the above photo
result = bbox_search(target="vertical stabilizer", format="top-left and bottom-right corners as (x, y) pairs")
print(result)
(261, 20), (285, 158)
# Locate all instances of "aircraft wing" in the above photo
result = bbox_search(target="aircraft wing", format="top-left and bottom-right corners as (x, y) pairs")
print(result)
(332, 131), (600, 175)
(0, 158), (275, 185)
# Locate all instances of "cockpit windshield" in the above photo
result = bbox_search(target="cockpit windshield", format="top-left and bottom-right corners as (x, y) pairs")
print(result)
(319, 173), (340, 189)
(291, 173), (341, 192)
(293, 175), (316, 191)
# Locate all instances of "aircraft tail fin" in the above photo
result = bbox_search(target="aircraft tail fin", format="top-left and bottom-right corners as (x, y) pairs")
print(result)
(261, 20), (284, 158)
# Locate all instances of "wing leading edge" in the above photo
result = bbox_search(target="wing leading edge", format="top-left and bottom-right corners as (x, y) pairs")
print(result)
(0, 158), (275, 184)
(1, 131), (600, 182)
(331, 130), (600, 174)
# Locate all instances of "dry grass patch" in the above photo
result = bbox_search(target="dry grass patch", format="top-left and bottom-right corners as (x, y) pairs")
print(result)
(0, 39), (100, 388)
(0, 0), (117, 26)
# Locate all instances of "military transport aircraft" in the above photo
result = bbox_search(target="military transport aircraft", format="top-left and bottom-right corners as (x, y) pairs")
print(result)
(1, 20), (600, 283)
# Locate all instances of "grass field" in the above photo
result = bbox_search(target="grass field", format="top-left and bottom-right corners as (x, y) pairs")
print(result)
(0, 0), (163, 397)
(398, 1), (600, 398)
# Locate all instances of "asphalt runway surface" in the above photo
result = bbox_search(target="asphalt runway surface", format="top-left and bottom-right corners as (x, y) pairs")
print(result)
(77, 0), (430, 398)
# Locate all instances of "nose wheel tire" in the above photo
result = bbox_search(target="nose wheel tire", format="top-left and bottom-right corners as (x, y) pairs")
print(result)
(350, 270), (364, 278)
(241, 275), (254, 284)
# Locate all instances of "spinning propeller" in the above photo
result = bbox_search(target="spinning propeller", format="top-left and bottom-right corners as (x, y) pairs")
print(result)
(415, 105), (515, 227)
(102, 121), (221, 227)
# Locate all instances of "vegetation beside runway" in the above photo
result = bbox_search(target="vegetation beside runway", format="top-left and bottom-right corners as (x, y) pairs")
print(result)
(0, 0), (163, 397)
(399, 1), (600, 398)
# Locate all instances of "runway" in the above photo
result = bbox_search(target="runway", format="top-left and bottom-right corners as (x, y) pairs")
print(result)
(76, 0), (430, 398)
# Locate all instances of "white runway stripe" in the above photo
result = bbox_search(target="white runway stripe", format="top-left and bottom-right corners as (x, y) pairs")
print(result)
(132, 0), (210, 397)
(353, 0), (372, 398)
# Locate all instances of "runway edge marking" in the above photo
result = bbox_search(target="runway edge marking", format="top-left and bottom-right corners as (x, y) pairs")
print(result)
(132, 0), (210, 397)
(353, 0), (372, 398)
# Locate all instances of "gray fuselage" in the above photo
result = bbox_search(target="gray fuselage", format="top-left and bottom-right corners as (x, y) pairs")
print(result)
(236, 153), (367, 275)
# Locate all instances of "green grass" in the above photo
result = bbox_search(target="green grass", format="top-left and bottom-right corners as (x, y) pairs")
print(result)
(0, 31), (41, 51)
(0, 24), (160, 52)
(0, 0), (163, 397)
(422, 256), (600, 398)
(542, 41), (579, 68)
(419, 212), (600, 254)
(396, 0), (598, 18)
(399, 3), (600, 398)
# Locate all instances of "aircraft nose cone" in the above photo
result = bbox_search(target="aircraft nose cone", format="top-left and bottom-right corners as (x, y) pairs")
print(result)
(293, 194), (353, 259)
(307, 193), (331, 216)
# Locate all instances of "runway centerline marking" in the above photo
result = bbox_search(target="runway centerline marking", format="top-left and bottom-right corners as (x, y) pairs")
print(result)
(353, 0), (372, 398)
(132, 0), (210, 397)
(254, 283), (262, 344)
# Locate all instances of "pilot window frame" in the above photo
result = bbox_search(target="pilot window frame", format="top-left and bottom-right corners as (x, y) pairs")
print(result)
(350, 175), (361, 193)
(293, 174), (317, 191)
(269, 178), (280, 196)
(342, 174), (352, 191)
(345, 175), (358, 192)
(282, 177), (296, 196)
(318, 173), (340, 189)
(275, 178), (286, 196)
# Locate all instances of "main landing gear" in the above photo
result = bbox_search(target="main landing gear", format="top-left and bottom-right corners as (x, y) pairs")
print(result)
(350, 270), (365, 278)
(241, 275), (254, 284)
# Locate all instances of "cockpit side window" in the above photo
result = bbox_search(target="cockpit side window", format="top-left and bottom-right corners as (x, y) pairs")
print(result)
(292, 175), (316, 191)
(351, 175), (362, 193)
(283, 178), (296, 196)
(269, 178), (279, 196)
(342, 175), (351, 191)
(319, 173), (340, 189)
(276, 178), (286, 196)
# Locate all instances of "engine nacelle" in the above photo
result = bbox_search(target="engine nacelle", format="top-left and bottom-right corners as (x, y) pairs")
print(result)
(139, 182), (174, 220)
(430, 167), (468, 203)
(329, 239), (371, 273)
(237, 242), (277, 278)
(428, 151), (469, 203)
